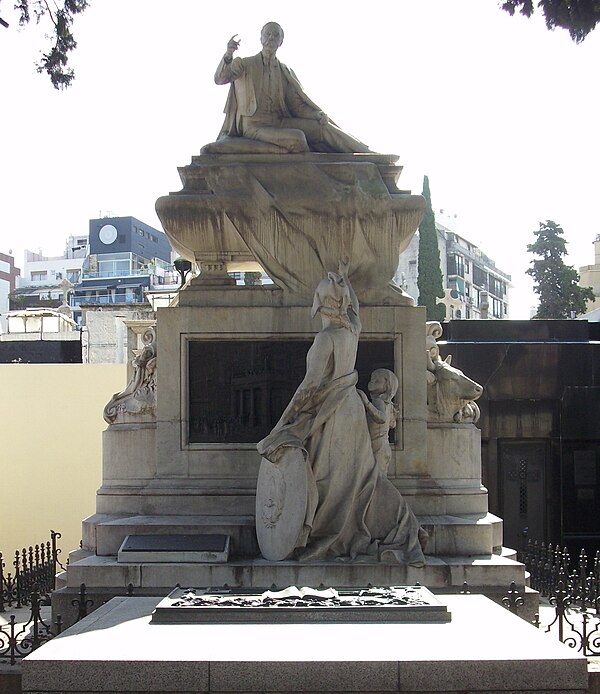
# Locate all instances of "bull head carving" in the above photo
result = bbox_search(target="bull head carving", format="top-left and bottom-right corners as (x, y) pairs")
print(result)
(425, 321), (483, 424)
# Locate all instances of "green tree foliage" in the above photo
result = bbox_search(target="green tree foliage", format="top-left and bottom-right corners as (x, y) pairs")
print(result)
(0, 0), (88, 89)
(526, 220), (595, 318)
(417, 176), (445, 322)
(501, 0), (600, 43)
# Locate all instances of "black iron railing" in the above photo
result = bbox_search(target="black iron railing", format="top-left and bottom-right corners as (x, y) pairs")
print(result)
(0, 530), (65, 611)
(523, 539), (600, 610)
(0, 585), (62, 665)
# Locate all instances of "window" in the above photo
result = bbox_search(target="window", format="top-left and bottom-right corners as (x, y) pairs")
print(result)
(97, 252), (132, 277)
(67, 269), (80, 283)
(448, 277), (465, 298)
(489, 276), (507, 298)
(132, 254), (150, 272)
(31, 271), (47, 281)
(447, 254), (465, 278)
(472, 264), (487, 288)
(492, 297), (503, 318)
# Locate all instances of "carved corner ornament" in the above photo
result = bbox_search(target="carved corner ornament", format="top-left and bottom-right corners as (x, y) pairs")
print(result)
(103, 327), (157, 425)
(425, 321), (482, 424)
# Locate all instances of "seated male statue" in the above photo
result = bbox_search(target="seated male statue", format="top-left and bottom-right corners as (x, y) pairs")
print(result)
(213, 22), (372, 154)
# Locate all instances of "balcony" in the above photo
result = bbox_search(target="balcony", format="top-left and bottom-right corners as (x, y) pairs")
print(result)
(82, 269), (149, 280)
(70, 293), (144, 307)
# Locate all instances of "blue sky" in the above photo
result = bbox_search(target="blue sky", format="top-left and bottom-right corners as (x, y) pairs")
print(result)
(1, 0), (598, 317)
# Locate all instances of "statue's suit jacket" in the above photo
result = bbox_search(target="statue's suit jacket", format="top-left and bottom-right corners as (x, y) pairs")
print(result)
(214, 52), (323, 138)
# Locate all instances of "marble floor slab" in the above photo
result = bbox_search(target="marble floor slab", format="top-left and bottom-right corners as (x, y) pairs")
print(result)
(22, 594), (588, 693)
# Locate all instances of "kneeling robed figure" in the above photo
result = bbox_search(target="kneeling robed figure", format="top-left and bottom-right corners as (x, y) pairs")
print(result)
(256, 259), (428, 566)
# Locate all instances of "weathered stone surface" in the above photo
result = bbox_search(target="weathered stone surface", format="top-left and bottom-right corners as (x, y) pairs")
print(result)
(255, 266), (425, 565)
(255, 448), (308, 561)
(156, 154), (424, 304)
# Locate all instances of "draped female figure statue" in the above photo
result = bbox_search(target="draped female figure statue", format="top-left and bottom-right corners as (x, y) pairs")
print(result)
(256, 260), (427, 566)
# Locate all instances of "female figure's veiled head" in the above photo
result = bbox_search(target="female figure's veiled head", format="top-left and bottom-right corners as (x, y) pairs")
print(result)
(311, 272), (352, 325)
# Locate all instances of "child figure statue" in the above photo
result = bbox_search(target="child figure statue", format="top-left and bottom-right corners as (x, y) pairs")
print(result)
(359, 369), (400, 475)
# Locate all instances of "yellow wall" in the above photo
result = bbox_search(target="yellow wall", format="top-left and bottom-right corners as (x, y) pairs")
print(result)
(0, 364), (126, 562)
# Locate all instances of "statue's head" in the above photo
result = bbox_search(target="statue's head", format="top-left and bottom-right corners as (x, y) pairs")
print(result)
(311, 272), (352, 322)
(369, 369), (399, 402)
(261, 22), (284, 51)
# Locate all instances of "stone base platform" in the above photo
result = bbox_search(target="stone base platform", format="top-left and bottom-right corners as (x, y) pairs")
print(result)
(26, 594), (587, 694)
(51, 551), (528, 627)
(83, 512), (504, 558)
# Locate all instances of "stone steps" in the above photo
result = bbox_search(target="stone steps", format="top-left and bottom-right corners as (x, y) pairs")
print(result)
(82, 511), (502, 559)
(61, 552), (525, 592)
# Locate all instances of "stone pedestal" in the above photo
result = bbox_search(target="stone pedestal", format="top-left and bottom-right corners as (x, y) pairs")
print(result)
(56, 152), (527, 620)
(155, 153), (423, 305)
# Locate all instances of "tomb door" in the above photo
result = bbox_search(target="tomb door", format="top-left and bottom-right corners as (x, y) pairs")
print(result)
(499, 440), (546, 557)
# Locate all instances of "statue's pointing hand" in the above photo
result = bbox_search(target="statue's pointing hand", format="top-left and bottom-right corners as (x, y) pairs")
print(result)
(225, 34), (240, 58)
(317, 111), (330, 126)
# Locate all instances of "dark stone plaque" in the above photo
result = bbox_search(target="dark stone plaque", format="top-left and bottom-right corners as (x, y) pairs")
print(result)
(120, 535), (229, 553)
(188, 340), (394, 443)
(151, 585), (451, 624)
(117, 534), (230, 564)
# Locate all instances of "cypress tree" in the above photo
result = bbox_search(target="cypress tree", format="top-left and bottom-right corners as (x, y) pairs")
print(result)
(417, 176), (445, 321)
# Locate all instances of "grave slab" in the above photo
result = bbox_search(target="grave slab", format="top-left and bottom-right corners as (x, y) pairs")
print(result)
(24, 594), (587, 694)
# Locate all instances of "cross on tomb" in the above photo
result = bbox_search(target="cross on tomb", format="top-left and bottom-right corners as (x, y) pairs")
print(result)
(435, 288), (465, 321)
(56, 278), (74, 318)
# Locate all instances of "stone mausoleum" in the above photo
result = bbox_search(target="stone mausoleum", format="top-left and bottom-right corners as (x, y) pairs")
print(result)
(26, 21), (589, 694)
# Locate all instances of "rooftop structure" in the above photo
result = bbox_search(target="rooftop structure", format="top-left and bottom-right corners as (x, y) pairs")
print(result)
(578, 233), (600, 315)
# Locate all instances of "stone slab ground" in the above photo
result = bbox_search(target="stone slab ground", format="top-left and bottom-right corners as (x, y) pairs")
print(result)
(21, 594), (589, 694)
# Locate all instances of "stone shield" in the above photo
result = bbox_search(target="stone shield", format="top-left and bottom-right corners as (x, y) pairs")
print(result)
(255, 448), (308, 561)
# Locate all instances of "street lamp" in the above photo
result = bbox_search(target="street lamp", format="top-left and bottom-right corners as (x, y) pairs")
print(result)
(173, 257), (192, 286)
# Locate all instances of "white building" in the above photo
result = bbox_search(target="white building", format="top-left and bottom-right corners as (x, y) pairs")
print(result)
(394, 212), (511, 320)
(578, 234), (600, 315)
(15, 235), (88, 304)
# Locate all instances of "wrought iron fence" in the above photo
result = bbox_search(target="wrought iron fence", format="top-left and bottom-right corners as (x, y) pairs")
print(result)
(0, 530), (65, 611)
(0, 585), (62, 665)
(0, 582), (134, 665)
(495, 577), (600, 656)
(523, 539), (600, 611)
(1, 583), (90, 666)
